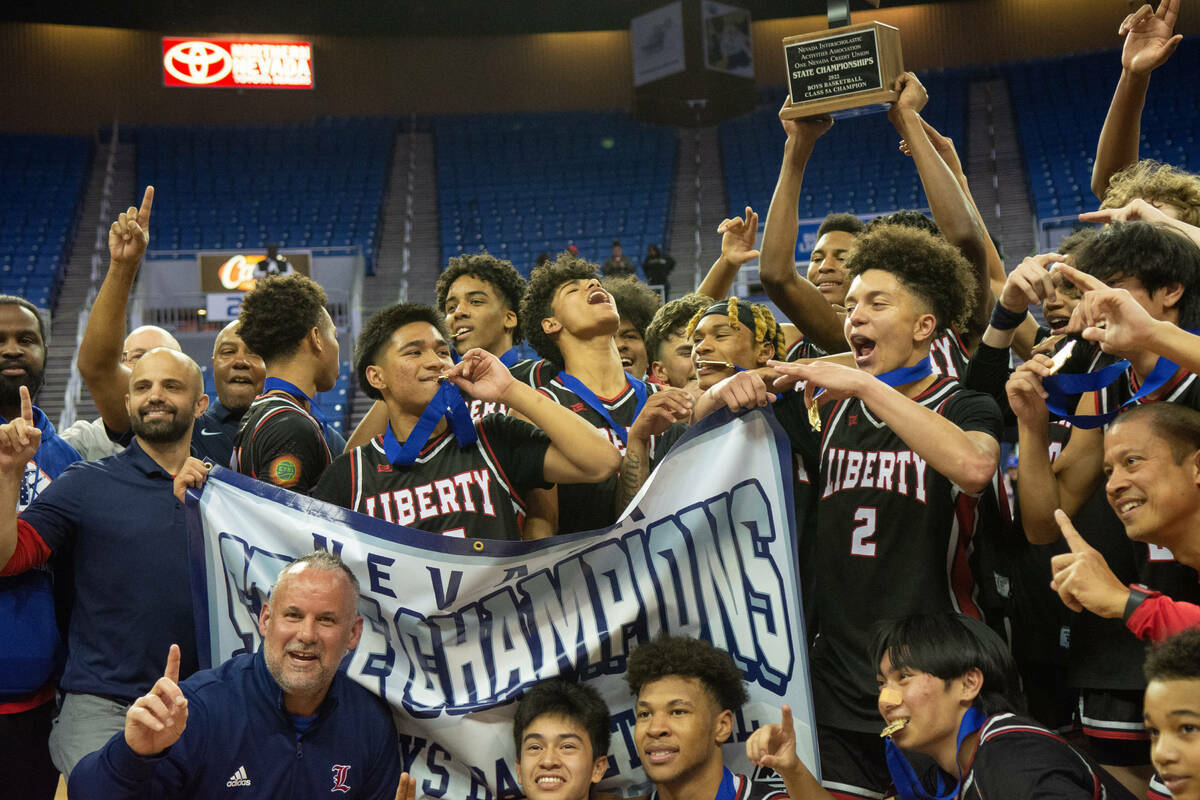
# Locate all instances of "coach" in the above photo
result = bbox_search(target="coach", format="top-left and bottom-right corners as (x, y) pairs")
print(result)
(70, 551), (402, 799)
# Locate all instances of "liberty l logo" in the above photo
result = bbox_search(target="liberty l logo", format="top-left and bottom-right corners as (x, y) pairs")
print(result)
(331, 764), (352, 793)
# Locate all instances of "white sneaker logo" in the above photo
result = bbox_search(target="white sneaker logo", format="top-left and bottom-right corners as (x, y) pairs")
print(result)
(226, 765), (252, 787)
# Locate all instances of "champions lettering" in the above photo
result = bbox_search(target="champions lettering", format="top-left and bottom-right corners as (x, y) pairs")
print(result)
(297, 479), (793, 716)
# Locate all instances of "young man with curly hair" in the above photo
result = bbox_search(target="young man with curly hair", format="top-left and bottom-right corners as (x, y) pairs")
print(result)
(519, 252), (692, 533)
(603, 275), (662, 381)
(644, 294), (712, 392)
(435, 252), (536, 385)
(232, 274), (346, 494)
(512, 678), (612, 800)
(1101, 160), (1200, 226)
(309, 303), (618, 540)
(626, 635), (786, 800)
(698, 223), (1004, 799)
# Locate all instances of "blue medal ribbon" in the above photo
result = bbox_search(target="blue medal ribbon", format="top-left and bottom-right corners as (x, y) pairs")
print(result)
(713, 767), (737, 800)
(1043, 355), (1181, 430)
(263, 377), (328, 435)
(557, 372), (648, 446)
(382, 380), (478, 466)
(885, 705), (986, 800)
(875, 356), (934, 388)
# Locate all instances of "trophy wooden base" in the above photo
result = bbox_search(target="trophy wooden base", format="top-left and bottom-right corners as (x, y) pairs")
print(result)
(780, 21), (903, 121)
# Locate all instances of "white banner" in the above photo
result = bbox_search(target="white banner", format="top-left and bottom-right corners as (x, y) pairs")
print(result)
(632, 2), (687, 88)
(185, 408), (818, 798)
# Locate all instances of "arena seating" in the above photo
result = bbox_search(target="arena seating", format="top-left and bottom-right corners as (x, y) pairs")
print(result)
(435, 112), (676, 276)
(135, 118), (396, 273)
(1006, 42), (1199, 226)
(720, 69), (970, 225)
(0, 133), (91, 309)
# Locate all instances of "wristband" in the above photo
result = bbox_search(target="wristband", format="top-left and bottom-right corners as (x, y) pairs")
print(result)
(989, 301), (1026, 331)
(1123, 584), (1156, 622)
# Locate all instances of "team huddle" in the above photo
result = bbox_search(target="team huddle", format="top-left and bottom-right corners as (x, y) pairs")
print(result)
(3, 2), (1200, 798)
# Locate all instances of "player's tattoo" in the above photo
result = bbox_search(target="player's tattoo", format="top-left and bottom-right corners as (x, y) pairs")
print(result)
(615, 447), (646, 512)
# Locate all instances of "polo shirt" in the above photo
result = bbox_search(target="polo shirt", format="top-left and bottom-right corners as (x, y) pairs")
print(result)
(2, 439), (198, 700)
(191, 399), (246, 467)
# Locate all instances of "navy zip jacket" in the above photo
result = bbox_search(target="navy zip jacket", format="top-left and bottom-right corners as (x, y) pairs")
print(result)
(70, 648), (401, 799)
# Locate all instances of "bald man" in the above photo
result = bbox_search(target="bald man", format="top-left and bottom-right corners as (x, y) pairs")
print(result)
(63, 325), (180, 460)
(0, 348), (208, 778)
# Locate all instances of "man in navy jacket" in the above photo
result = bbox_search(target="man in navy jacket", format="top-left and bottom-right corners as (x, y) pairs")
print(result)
(71, 551), (403, 798)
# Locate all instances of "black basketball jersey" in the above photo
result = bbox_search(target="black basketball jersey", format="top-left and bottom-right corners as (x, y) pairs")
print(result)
(460, 357), (540, 423)
(311, 415), (552, 541)
(231, 392), (335, 495)
(928, 327), (971, 380)
(775, 376), (1003, 732)
(538, 374), (685, 534)
(784, 337), (828, 362)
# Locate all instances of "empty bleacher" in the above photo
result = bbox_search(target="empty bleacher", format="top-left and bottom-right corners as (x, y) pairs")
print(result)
(0, 134), (92, 309)
(720, 69), (970, 227)
(135, 117), (396, 273)
(435, 112), (677, 276)
(1006, 42), (1199, 226)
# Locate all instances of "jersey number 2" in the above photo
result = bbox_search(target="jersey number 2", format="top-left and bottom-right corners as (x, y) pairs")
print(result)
(851, 507), (877, 557)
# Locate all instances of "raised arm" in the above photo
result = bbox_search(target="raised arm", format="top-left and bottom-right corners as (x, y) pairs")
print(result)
(888, 74), (991, 345)
(77, 186), (154, 431)
(757, 110), (848, 354)
(615, 388), (692, 512)
(445, 349), (621, 484)
(774, 360), (999, 493)
(1006, 355), (1105, 544)
(1092, 0), (1182, 198)
(695, 207), (761, 300)
(0, 386), (41, 566)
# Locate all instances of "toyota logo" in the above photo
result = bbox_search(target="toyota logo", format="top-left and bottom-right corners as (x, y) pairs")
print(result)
(164, 41), (233, 85)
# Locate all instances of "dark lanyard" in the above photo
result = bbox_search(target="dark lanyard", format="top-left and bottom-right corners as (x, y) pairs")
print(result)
(263, 377), (327, 434)
(556, 372), (648, 446)
(886, 706), (986, 800)
(382, 381), (477, 466)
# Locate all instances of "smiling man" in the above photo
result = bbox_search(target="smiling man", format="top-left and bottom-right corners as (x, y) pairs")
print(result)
(512, 678), (611, 800)
(602, 275), (662, 381)
(626, 635), (786, 800)
(0, 348), (208, 779)
(70, 551), (403, 798)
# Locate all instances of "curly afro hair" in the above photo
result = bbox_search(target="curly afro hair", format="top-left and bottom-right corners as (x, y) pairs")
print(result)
(520, 251), (602, 366)
(817, 212), (866, 238)
(434, 252), (527, 342)
(603, 275), (662, 337)
(1145, 628), (1200, 683)
(237, 274), (329, 364)
(644, 293), (712, 362)
(846, 223), (978, 333)
(864, 209), (942, 238)
(1103, 159), (1200, 227)
(513, 678), (612, 760)
(354, 304), (449, 400)
(626, 635), (748, 713)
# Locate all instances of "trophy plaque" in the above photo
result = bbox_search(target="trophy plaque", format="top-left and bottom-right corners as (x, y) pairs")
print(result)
(780, 21), (903, 120)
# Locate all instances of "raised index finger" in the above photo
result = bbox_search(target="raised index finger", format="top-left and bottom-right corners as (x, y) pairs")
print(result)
(138, 186), (155, 228)
(19, 385), (32, 424)
(781, 703), (794, 734)
(1054, 509), (1091, 553)
(164, 643), (181, 683)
